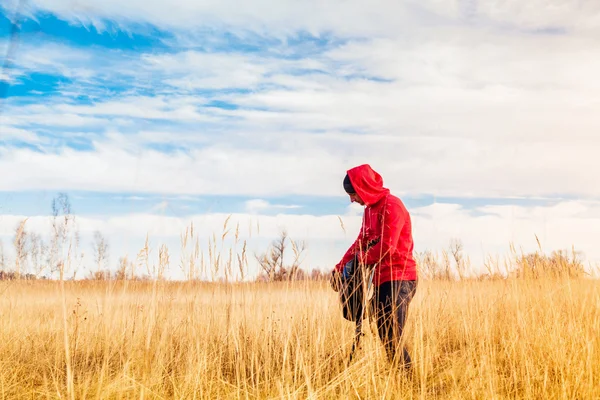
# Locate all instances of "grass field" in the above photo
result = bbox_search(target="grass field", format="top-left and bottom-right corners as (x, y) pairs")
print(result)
(1, 276), (598, 399)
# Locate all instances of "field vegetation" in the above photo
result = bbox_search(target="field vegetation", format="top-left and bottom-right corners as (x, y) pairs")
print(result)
(1, 194), (598, 399)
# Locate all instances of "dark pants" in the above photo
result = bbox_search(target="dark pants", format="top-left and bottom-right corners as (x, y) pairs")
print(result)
(372, 280), (417, 367)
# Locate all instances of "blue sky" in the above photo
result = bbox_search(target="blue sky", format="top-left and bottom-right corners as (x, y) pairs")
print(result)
(1, 0), (600, 279)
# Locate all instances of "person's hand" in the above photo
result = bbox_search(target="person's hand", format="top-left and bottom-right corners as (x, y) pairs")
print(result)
(330, 269), (342, 292)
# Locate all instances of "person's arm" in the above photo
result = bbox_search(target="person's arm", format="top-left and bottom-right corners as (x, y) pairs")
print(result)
(334, 214), (367, 273)
(357, 202), (405, 266)
(330, 233), (362, 292)
(334, 236), (360, 273)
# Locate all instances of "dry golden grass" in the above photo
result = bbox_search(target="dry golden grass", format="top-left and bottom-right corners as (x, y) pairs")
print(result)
(1, 276), (599, 399)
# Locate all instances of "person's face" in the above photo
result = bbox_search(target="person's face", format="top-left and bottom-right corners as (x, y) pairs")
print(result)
(349, 192), (365, 206)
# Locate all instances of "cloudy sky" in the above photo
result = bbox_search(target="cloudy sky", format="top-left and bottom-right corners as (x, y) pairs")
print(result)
(1, 0), (599, 279)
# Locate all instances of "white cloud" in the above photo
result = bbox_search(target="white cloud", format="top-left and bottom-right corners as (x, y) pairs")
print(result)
(245, 199), (302, 214)
(142, 52), (270, 90)
(2, 4), (598, 198)
(6, 111), (106, 128)
(473, 0), (600, 34)
(0, 70), (19, 83)
(55, 96), (214, 121)
(345, 203), (364, 217)
(5, 0), (600, 38)
(17, 42), (95, 79)
(150, 201), (170, 213)
(0, 39), (99, 82)
(0, 126), (40, 142)
(7, 0), (416, 37)
(0, 129), (599, 199)
(113, 196), (147, 201)
(326, 33), (600, 92)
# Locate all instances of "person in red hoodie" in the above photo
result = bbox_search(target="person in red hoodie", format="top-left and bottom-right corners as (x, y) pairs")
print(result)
(331, 164), (418, 368)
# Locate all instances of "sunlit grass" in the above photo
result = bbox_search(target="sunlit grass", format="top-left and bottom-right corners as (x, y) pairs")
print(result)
(1, 276), (598, 399)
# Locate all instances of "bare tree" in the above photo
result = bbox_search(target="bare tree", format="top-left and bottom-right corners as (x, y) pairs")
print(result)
(310, 268), (325, 280)
(0, 239), (6, 272)
(50, 193), (75, 280)
(13, 218), (28, 279)
(88, 269), (111, 280)
(288, 238), (307, 280)
(70, 229), (85, 280)
(255, 229), (307, 281)
(115, 256), (131, 280)
(29, 233), (47, 277)
(416, 250), (441, 280)
(450, 238), (465, 280)
(92, 230), (109, 275)
(441, 249), (453, 280)
(255, 245), (281, 281)
(514, 248), (585, 279)
(273, 229), (287, 276)
(255, 231), (287, 281)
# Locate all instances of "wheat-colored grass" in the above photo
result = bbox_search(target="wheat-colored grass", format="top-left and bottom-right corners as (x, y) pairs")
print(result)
(1, 276), (598, 399)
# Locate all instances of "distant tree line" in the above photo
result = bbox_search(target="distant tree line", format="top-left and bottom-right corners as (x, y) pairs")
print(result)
(416, 238), (588, 280)
(0, 194), (590, 282)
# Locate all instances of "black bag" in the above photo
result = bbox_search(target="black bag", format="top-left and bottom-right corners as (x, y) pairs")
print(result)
(339, 256), (366, 322)
(338, 256), (377, 364)
(335, 239), (379, 363)
(338, 238), (379, 322)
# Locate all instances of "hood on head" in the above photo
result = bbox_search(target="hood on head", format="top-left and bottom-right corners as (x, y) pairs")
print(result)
(346, 164), (390, 206)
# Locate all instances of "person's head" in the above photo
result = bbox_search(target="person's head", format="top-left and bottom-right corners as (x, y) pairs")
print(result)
(343, 173), (365, 205)
(343, 164), (390, 207)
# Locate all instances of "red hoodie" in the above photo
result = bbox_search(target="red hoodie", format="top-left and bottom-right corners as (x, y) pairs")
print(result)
(335, 164), (418, 286)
